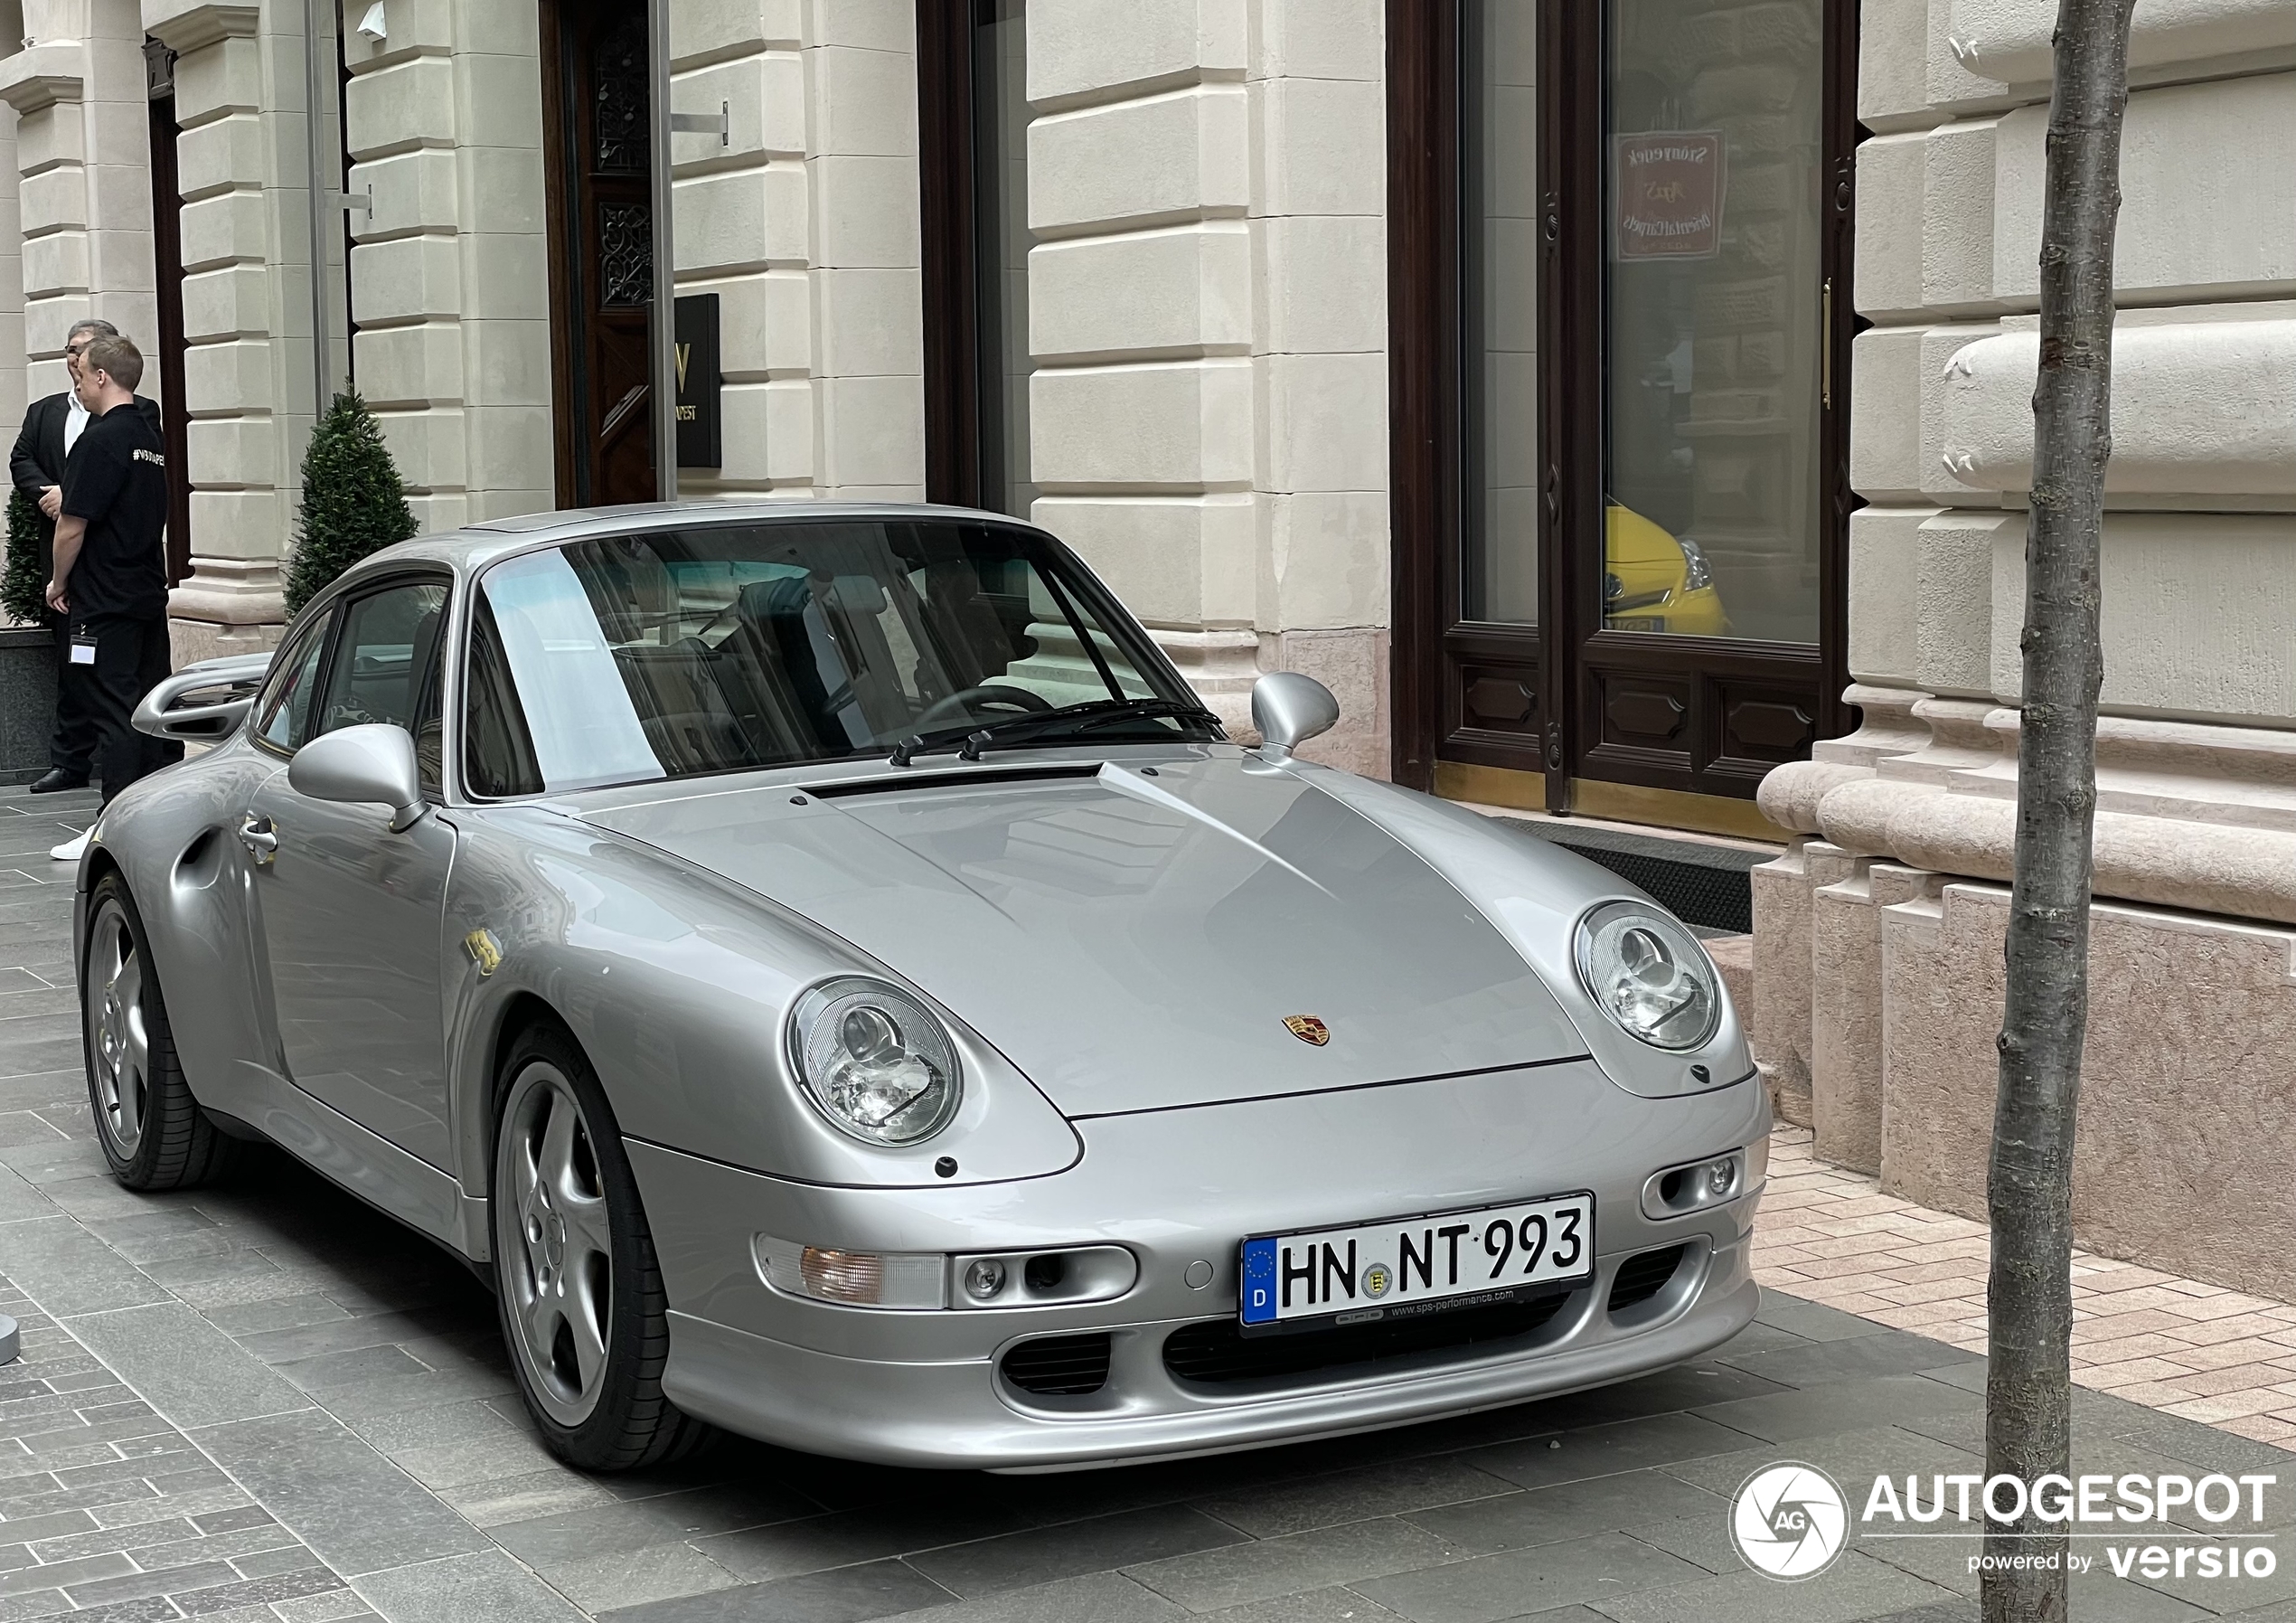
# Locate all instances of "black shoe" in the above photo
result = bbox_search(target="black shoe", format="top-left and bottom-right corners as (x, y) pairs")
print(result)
(28, 769), (89, 794)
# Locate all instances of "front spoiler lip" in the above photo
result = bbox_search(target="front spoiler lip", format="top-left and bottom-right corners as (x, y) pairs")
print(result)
(658, 1266), (1759, 1472)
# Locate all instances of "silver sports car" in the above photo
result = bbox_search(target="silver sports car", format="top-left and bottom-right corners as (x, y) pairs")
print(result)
(77, 503), (1767, 1473)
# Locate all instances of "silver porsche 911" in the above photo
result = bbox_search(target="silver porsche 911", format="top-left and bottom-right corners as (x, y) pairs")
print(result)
(76, 502), (1767, 1473)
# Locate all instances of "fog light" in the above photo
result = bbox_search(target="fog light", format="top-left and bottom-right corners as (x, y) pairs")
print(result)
(1641, 1148), (1752, 1220)
(964, 1257), (1007, 1300)
(754, 1237), (946, 1309)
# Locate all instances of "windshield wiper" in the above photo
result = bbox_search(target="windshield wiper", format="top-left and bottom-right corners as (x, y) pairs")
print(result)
(887, 697), (1222, 768)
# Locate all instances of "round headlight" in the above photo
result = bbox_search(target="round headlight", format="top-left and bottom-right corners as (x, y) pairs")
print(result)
(787, 977), (963, 1146)
(1573, 901), (1720, 1051)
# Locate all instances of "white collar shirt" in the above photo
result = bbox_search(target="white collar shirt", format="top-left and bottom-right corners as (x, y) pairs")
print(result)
(62, 393), (89, 459)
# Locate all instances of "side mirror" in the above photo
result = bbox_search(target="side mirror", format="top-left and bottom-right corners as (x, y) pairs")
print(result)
(1249, 672), (1340, 760)
(130, 652), (273, 742)
(288, 723), (427, 831)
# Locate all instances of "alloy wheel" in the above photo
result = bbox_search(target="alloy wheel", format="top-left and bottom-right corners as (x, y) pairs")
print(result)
(498, 1062), (615, 1427)
(87, 902), (150, 1157)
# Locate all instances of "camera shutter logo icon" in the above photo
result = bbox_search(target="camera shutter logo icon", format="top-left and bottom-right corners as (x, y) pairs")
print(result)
(1730, 1462), (1849, 1581)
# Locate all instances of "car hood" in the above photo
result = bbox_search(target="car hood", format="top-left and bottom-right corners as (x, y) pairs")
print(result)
(579, 754), (1590, 1116)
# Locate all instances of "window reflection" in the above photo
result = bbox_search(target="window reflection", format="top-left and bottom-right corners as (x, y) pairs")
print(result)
(1603, 0), (1823, 642)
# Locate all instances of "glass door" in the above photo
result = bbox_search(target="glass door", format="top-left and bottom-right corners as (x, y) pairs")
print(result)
(1387, 0), (1857, 826)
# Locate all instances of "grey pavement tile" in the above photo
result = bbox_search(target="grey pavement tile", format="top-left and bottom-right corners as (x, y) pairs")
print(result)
(162, 1567), (347, 1618)
(598, 1557), (955, 1622)
(2100, 1408), (2296, 1477)
(350, 1548), (587, 1623)
(273, 1345), (436, 1392)
(1193, 1588), (1413, 1623)
(885, 1571), (1187, 1622)
(0, 1550), (136, 1597)
(202, 1297), (353, 1338)
(1657, 1424), (1981, 1501)
(0, 1165), (55, 1226)
(0, 1219), (165, 1318)
(694, 1503), (1034, 1583)
(1609, 1512), (1738, 1575)
(1350, 1528), (1708, 1623)
(61, 1557), (240, 1608)
(0, 1136), (110, 1186)
(0, 1118), (64, 1153)
(382, 1430), (565, 1494)
(1192, 1456), (1519, 1539)
(538, 1539), (745, 1613)
(345, 1398), (529, 1458)
(1467, 1412), (1763, 1491)
(906, 1505), (1253, 1600)
(1585, 1552), (1959, 1623)
(434, 1466), (620, 1528)
(0, 1078), (82, 1117)
(299, 1366), (519, 1424)
(227, 1542), (325, 1580)
(1406, 1468), (1728, 1554)
(1692, 1376), (1981, 1447)
(1713, 1332), (1982, 1390)
(62, 1303), (307, 1431)
(1126, 1515), (1462, 1613)
(190, 1406), (488, 1579)
(491, 1481), (817, 1568)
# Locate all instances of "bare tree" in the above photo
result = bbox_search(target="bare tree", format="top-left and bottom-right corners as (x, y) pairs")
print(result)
(1984, 4), (2137, 1622)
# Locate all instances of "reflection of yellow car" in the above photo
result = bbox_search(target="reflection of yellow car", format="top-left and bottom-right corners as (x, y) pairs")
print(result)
(1604, 504), (1729, 635)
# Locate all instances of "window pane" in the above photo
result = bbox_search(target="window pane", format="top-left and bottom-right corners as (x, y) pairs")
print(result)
(466, 521), (1203, 795)
(256, 615), (334, 752)
(1603, 0), (1823, 641)
(316, 583), (449, 737)
(1464, 0), (1540, 626)
(974, 0), (1033, 518)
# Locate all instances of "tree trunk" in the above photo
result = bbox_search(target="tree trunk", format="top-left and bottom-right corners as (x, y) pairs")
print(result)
(1983, 5), (2136, 1623)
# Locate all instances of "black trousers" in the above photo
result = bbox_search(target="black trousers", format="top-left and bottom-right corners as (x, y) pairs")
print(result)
(46, 613), (98, 776)
(80, 614), (183, 805)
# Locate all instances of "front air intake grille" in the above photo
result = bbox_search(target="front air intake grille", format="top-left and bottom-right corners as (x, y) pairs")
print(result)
(1162, 1290), (1576, 1389)
(1000, 1333), (1113, 1396)
(1607, 1245), (1689, 1312)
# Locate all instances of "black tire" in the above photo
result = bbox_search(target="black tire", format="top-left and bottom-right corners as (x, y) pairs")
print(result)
(491, 1020), (712, 1471)
(80, 871), (237, 1190)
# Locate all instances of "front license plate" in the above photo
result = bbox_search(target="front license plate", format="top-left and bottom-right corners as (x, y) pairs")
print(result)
(1237, 1193), (1594, 1334)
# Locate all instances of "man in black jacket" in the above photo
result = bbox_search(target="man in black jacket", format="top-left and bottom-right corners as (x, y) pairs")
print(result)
(43, 334), (181, 863)
(7, 318), (162, 793)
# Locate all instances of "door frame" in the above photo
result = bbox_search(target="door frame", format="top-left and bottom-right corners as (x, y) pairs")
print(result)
(146, 38), (193, 587)
(1388, 0), (1859, 821)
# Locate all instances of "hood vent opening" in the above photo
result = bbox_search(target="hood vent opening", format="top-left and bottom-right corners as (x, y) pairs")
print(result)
(805, 764), (1104, 800)
(1000, 1332), (1113, 1396)
(1162, 1289), (1578, 1389)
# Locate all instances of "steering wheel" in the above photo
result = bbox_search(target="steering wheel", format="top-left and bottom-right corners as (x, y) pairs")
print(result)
(915, 684), (1054, 732)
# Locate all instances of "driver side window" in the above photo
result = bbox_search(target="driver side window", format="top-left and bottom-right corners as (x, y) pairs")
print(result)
(254, 611), (334, 753)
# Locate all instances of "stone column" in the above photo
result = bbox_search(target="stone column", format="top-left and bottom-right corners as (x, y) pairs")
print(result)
(146, 0), (284, 661)
(342, 2), (550, 534)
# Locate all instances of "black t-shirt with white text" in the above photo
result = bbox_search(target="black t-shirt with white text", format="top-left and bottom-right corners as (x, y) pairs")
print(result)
(60, 401), (169, 621)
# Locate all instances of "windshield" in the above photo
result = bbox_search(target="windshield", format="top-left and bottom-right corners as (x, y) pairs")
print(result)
(464, 519), (1210, 796)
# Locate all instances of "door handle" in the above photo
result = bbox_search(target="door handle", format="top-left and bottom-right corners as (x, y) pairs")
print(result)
(239, 815), (278, 865)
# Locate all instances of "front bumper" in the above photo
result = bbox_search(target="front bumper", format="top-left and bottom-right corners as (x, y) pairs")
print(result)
(630, 1059), (1768, 1470)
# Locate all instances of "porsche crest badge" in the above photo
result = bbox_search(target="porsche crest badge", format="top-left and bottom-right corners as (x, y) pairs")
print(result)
(1284, 1014), (1331, 1046)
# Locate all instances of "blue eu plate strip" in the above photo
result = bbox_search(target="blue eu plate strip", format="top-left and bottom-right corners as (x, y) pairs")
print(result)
(1240, 1238), (1278, 1326)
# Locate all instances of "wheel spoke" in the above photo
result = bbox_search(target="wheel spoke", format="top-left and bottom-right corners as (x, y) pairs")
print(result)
(566, 1264), (608, 1392)
(508, 1125), (541, 1215)
(538, 1089), (580, 1204)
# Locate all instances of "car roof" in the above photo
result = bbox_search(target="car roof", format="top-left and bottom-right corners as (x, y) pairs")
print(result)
(335, 500), (1035, 584)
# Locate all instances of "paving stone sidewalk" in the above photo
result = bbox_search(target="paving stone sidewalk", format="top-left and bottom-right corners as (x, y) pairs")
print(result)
(4, 783), (2293, 1623)
(1755, 1127), (2296, 1446)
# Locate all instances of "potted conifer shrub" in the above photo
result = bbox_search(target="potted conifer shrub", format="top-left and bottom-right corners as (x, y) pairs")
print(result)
(284, 391), (419, 618)
(1, 488), (54, 782)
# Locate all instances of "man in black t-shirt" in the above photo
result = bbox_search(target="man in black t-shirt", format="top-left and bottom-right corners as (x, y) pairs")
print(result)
(44, 335), (182, 854)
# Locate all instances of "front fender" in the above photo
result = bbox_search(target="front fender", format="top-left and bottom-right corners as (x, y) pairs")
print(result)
(440, 807), (1080, 1209)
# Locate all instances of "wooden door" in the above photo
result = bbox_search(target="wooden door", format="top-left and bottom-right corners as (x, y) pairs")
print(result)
(1389, 0), (1858, 832)
(541, 0), (657, 507)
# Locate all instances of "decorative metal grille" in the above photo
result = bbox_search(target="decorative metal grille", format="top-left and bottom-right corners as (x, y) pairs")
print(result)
(593, 15), (649, 173)
(598, 203), (653, 306)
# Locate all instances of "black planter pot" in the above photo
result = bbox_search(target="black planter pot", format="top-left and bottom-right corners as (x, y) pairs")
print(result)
(0, 625), (56, 784)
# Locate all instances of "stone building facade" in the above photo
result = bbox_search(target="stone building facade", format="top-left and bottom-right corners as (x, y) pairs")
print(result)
(4, 2), (2296, 1284)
